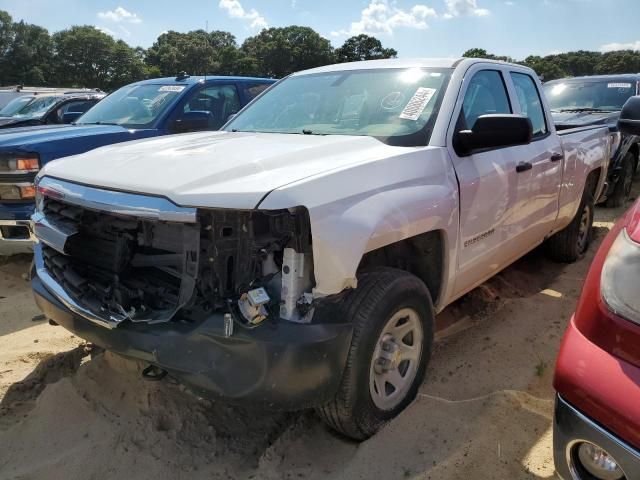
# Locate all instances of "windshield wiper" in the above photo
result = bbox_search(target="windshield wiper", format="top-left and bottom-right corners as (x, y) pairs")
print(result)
(554, 107), (614, 113)
(78, 121), (120, 126)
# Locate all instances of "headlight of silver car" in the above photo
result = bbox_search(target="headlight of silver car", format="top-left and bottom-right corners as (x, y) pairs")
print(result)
(600, 228), (640, 324)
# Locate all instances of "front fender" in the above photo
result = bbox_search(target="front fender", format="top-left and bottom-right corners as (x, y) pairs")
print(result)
(260, 146), (459, 298)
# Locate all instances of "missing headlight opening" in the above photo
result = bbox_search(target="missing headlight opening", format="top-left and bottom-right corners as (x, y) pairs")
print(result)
(196, 207), (315, 327)
(40, 194), (315, 328)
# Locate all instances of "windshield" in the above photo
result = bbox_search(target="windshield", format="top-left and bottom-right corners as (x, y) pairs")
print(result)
(77, 84), (186, 128)
(225, 68), (452, 146)
(544, 79), (637, 112)
(0, 96), (36, 116)
(1, 95), (62, 119)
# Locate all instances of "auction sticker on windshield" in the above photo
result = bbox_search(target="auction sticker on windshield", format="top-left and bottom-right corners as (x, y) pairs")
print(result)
(159, 86), (186, 92)
(399, 87), (437, 121)
(607, 83), (632, 89)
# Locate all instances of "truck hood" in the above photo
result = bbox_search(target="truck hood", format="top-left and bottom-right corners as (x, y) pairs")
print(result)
(40, 131), (395, 209)
(0, 124), (131, 148)
(551, 110), (619, 128)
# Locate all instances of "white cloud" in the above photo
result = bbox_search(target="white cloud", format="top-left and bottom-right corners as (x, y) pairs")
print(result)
(600, 40), (640, 52)
(505, 1), (514, 5)
(96, 26), (116, 37)
(443, 0), (490, 18)
(218, 0), (267, 29)
(98, 6), (142, 24)
(331, 0), (436, 37)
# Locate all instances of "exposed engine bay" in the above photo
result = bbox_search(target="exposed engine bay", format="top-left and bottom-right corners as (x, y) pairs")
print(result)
(39, 194), (315, 328)
(195, 207), (314, 326)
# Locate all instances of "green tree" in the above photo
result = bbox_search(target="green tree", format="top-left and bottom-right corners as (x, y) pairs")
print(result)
(521, 55), (568, 81)
(462, 48), (514, 63)
(335, 34), (397, 63)
(596, 50), (640, 75)
(52, 26), (146, 90)
(145, 30), (241, 76)
(0, 10), (12, 59)
(2, 21), (52, 85)
(241, 26), (334, 78)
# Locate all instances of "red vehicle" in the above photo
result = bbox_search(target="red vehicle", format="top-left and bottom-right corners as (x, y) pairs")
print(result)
(553, 97), (640, 480)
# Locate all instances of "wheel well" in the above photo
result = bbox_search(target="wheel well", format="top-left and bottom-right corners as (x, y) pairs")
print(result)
(629, 143), (639, 172)
(586, 167), (601, 198)
(357, 231), (444, 305)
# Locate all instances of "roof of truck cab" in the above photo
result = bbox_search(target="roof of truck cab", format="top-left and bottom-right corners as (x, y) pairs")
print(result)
(129, 76), (276, 87)
(291, 57), (536, 76)
(545, 74), (640, 84)
(293, 58), (462, 76)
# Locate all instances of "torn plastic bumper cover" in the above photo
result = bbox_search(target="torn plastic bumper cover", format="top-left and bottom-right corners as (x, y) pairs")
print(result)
(32, 273), (352, 409)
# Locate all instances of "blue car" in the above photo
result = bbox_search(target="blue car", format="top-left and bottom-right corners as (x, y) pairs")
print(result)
(0, 74), (275, 255)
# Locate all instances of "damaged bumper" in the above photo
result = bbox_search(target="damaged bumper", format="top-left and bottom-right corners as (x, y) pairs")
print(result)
(32, 272), (352, 409)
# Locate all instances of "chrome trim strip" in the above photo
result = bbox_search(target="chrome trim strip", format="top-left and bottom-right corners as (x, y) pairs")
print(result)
(31, 212), (77, 254)
(0, 219), (34, 243)
(33, 243), (124, 329)
(37, 176), (197, 223)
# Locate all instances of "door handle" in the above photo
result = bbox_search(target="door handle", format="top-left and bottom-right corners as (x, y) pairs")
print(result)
(516, 161), (533, 173)
(550, 153), (564, 162)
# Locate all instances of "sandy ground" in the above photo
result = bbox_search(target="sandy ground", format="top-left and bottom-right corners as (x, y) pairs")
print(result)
(0, 189), (635, 480)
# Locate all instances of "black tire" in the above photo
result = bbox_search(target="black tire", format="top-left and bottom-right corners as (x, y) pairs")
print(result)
(605, 153), (635, 208)
(546, 190), (594, 263)
(316, 268), (434, 440)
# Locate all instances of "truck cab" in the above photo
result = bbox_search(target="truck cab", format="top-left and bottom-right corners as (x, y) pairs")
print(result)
(543, 74), (640, 207)
(0, 75), (275, 255)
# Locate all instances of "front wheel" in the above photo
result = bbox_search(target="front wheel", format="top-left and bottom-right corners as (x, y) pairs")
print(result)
(316, 268), (434, 440)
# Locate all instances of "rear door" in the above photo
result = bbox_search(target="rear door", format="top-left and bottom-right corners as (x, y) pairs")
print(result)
(505, 69), (563, 246)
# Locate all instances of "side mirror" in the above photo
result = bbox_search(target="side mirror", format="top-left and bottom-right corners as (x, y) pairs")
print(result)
(173, 110), (212, 133)
(455, 114), (533, 156)
(62, 111), (83, 124)
(618, 96), (640, 136)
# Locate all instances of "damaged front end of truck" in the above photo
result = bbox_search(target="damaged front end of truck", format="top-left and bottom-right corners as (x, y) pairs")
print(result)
(32, 176), (316, 329)
(31, 176), (351, 408)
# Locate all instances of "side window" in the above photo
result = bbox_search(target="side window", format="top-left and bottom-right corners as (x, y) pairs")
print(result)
(53, 100), (95, 123)
(243, 83), (271, 101)
(183, 85), (241, 130)
(461, 70), (511, 129)
(510, 72), (548, 138)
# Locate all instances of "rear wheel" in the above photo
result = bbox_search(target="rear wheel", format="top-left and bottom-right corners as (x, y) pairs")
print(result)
(606, 153), (634, 208)
(546, 190), (594, 263)
(316, 268), (434, 440)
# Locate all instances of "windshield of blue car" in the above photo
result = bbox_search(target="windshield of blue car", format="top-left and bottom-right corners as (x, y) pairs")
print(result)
(544, 79), (637, 112)
(225, 68), (452, 146)
(1, 95), (63, 119)
(76, 84), (185, 128)
(0, 96), (37, 116)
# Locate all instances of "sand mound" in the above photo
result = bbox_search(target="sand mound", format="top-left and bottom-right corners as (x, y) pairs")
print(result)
(0, 351), (296, 479)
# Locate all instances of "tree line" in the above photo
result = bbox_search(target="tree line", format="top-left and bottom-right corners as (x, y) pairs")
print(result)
(1, 8), (639, 92)
(0, 10), (396, 91)
(462, 48), (640, 81)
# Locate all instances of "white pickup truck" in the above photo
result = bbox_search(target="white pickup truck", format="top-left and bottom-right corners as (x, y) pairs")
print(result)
(31, 58), (611, 440)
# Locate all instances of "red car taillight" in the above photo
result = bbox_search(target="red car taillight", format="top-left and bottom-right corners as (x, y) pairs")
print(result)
(600, 229), (640, 325)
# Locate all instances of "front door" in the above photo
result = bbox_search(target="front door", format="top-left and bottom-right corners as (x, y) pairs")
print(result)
(448, 66), (559, 298)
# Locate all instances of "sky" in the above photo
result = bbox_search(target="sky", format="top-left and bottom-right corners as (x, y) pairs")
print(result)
(1, 0), (639, 60)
